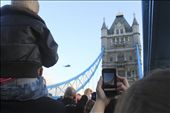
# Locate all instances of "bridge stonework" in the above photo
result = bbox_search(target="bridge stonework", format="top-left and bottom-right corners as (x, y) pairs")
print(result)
(101, 13), (142, 85)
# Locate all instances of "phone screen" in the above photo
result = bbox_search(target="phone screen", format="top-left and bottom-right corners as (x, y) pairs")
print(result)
(102, 68), (117, 97)
(103, 72), (115, 89)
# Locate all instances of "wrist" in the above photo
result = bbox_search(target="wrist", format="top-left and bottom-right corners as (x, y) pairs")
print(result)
(96, 98), (109, 107)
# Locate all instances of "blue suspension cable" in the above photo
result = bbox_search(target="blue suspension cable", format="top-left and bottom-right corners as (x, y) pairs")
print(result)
(47, 48), (104, 90)
(136, 44), (143, 79)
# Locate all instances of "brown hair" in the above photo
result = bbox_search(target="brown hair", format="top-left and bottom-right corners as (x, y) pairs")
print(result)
(64, 87), (76, 99)
(114, 68), (170, 113)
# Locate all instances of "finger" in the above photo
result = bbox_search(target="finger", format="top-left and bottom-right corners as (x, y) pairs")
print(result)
(117, 87), (124, 91)
(117, 82), (123, 87)
(96, 76), (102, 91)
(122, 78), (129, 88)
(117, 84), (127, 92)
(98, 76), (103, 87)
(117, 82), (122, 85)
(117, 75), (129, 87)
(117, 75), (126, 81)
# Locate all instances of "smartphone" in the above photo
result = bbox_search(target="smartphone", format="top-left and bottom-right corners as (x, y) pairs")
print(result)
(102, 68), (117, 97)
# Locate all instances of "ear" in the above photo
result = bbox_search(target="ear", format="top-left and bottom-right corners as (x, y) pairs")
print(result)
(37, 67), (43, 76)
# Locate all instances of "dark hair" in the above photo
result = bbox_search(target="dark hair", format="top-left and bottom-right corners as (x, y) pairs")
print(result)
(91, 92), (96, 101)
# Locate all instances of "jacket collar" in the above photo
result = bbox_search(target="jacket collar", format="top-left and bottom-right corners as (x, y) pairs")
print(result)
(1, 5), (45, 24)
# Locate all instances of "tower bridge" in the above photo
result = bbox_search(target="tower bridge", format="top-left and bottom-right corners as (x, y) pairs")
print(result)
(47, 13), (143, 98)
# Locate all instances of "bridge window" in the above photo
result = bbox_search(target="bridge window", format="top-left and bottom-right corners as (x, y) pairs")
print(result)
(118, 37), (121, 44)
(121, 37), (124, 43)
(115, 38), (117, 44)
(110, 57), (113, 62)
(117, 53), (124, 61)
(129, 56), (132, 60)
(116, 29), (119, 34)
(125, 37), (129, 42)
(120, 29), (123, 34)
(127, 71), (131, 77)
(132, 70), (135, 77)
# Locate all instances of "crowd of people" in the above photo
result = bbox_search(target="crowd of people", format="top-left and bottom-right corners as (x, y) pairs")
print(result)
(1, 0), (170, 113)
(57, 68), (170, 113)
(46, 74), (130, 113)
(56, 87), (95, 113)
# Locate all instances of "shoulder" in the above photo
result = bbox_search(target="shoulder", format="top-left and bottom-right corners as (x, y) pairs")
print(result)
(1, 5), (46, 27)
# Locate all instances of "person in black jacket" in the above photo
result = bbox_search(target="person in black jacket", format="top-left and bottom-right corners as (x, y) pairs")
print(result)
(0, 0), (66, 113)
(0, 0), (58, 101)
(61, 87), (77, 113)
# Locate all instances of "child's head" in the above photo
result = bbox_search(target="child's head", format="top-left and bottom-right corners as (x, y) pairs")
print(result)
(11, 0), (39, 14)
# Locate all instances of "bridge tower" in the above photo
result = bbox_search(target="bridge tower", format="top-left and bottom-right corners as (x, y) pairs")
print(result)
(101, 13), (142, 85)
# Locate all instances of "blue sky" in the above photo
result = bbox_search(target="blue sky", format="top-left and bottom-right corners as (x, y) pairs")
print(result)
(1, 1), (142, 92)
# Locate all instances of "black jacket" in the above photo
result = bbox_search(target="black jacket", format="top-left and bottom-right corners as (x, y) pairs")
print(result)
(61, 97), (76, 113)
(60, 95), (88, 113)
(1, 97), (66, 113)
(0, 5), (59, 78)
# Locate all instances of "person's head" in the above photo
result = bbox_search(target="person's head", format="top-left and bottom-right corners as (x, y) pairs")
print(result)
(64, 87), (76, 99)
(84, 88), (92, 94)
(114, 68), (170, 113)
(75, 93), (82, 103)
(11, 0), (39, 14)
(84, 88), (93, 99)
(84, 88), (92, 96)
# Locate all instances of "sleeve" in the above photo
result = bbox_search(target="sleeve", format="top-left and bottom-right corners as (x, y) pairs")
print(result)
(37, 27), (59, 67)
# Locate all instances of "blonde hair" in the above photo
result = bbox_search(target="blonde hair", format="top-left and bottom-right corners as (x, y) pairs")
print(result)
(84, 88), (92, 95)
(11, 0), (39, 14)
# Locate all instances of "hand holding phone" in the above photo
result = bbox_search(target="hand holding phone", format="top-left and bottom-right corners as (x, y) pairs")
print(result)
(102, 68), (117, 97)
(117, 75), (129, 93)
